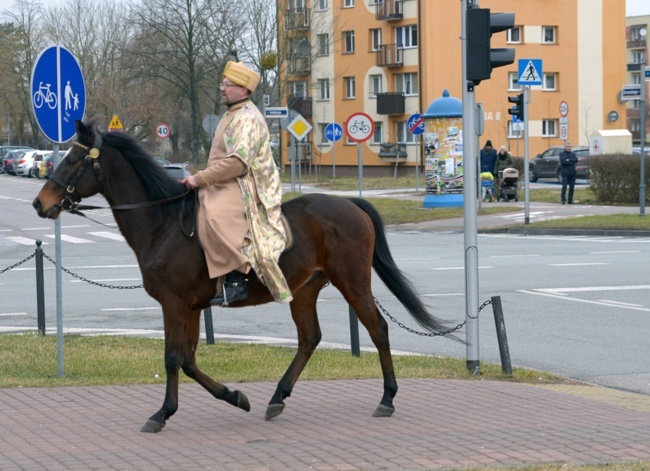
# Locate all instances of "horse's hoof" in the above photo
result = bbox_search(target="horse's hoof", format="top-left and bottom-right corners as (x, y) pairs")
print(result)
(140, 419), (165, 433)
(372, 404), (395, 417)
(265, 403), (285, 420)
(235, 390), (250, 412)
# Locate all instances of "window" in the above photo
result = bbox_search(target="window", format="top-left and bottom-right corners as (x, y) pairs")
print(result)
(543, 73), (557, 91)
(319, 123), (329, 144)
(317, 0), (328, 10)
(371, 28), (382, 51)
(373, 121), (383, 144)
(507, 121), (523, 139)
(344, 76), (356, 99)
(632, 119), (641, 133)
(508, 72), (521, 91)
(507, 26), (522, 44)
(344, 31), (355, 53)
(633, 51), (646, 64)
(318, 34), (329, 56)
(369, 74), (382, 97)
(542, 26), (556, 44)
(396, 121), (416, 143)
(344, 0), (354, 7)
(318, 79), (330, 100)
(396, 25), (418, 48)
(290, 81), (308, 97)
(631, 27), (645, 41)
(290, 0), (305, 11)
(542, 120), (557, 137)
(395, 72), (418, 95)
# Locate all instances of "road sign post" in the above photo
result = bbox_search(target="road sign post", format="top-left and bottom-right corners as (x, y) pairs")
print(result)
(345, 112), (375, 197)
(408, 113), (425, 192)
(156, 123), (170, 161)
(325, 122), (343, 181)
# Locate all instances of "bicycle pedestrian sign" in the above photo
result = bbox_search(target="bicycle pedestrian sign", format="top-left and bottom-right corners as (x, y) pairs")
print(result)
(345, 112), (374, 143)
(31, 45), (86, 143)
(325, 122), (343, 142)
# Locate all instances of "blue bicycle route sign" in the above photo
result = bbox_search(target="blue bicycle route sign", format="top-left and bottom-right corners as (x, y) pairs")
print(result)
(325, 122), (343, 142)
(31, 45), (86, 143)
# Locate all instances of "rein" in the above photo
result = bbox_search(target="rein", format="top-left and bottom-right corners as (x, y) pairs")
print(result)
(50, 133), (196, 238)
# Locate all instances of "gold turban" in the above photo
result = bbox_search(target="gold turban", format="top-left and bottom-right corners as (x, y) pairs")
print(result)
(223, 61), (260, 93)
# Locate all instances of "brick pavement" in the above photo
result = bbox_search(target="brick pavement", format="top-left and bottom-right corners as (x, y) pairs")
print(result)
(1, 378), (649, 470)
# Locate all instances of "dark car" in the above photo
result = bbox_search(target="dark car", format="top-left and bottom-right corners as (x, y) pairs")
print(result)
(0, 146), (33, 174)
(2, 149), (29, 175)
(528, 146), (590, 182)
(163, 162), (192, 181)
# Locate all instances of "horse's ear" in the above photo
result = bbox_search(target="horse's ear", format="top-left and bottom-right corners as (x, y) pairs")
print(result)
(75, 120), (93, 143)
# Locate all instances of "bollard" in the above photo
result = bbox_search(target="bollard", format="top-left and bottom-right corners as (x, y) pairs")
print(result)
(491, 296), (512, 376)
(348, 306), (360, 357)
(203, 307), (215, 345)
(35, 240), (45, 335)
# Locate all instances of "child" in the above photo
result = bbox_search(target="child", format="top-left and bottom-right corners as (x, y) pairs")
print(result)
(480, 171), (494, 202)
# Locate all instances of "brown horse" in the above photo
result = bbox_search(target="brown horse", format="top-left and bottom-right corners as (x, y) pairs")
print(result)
(33, 120), (456, 433)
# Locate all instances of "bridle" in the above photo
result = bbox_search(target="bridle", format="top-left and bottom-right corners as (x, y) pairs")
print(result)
(47, 130), (195, 237)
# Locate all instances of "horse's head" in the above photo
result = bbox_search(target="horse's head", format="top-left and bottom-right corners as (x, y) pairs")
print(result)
(33, 120), (104, 219)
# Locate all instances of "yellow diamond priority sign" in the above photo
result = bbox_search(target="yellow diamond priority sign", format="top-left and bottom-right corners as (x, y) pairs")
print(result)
(108, 114), (123, 131)
(287, 114), (312, 141)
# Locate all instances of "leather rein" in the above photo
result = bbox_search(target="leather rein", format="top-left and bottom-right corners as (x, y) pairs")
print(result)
(48, 133), (195, 237)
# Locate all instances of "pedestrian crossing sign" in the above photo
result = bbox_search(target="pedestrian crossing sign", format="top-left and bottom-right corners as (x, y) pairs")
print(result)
(518, 59), (543, 86)
(108, 114), (123, 131)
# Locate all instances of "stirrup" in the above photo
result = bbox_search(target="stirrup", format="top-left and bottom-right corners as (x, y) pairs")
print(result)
(210, 272), (248, 306)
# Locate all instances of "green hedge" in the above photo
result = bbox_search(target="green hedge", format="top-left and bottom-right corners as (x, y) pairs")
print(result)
(589, 154), (650, 204)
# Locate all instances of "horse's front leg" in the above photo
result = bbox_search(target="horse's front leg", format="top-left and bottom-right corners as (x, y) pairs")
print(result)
(140, 342), (182, 433)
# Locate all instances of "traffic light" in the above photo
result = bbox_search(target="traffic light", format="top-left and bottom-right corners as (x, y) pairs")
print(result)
(466, 7), (516, 85)
(508, 93), (525, 121)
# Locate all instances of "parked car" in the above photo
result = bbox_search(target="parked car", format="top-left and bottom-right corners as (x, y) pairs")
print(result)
(15, 150), (52, 177)
(2, 149), (28, 175)
(162, 162), (192, 181)
(36, 154), (54, 179)
(528, 146), (590, 183)
(0, 146), (33, 174)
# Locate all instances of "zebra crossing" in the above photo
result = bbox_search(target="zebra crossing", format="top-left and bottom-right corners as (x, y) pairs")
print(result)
(2, 224), (125, 246)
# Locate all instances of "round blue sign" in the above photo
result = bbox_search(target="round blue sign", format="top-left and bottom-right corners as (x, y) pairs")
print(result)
(325, 122), (343, 142)
(407, 113), (425, 135)
(31, 45), (86, 143)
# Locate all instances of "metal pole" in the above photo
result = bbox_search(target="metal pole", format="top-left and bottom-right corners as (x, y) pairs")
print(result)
(491, 296), (512, 376)
(348, 306), (360, 357)
(358, 143), (363, 197)
(53, 143), (64, 377)
(291, 135), (296, 193)
(332, 138), (336, 182)
(640, 59), (646, 216)
(203, 308), (215, 345)
(462, 0), (480, 374)
(523, 86), (531, 224)
(35, 240), (45, 335)
(415, 136), (420, 192)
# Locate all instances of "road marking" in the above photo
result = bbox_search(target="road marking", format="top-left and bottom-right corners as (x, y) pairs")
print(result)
(5, 236), (46, 246)
(519, 288), (650, 312)
(535, 285), (650, 294)
(490, 254), (539, 258)
(102, 307), (159, 311)
(0, 312), (28, 317)
(597, 300), (643, 307)
(45, 234), (93, 244)
(431, 266), (493, 270)
(423, 292), (464, 297)
(590, 250), (640, 254)
(549, 262), (609, 267)
(88, 231), (125, 242)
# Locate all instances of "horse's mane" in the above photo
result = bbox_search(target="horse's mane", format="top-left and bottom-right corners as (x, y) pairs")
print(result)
(99, 129), (187, 203)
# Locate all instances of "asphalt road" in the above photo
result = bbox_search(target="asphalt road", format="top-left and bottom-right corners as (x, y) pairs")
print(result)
(2, 173), (649, 396)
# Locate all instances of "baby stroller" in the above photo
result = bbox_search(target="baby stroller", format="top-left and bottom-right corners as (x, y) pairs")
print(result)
(498, 168), (519, 202)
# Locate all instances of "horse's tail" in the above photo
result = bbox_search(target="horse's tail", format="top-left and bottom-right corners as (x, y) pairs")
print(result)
(348, 197), (460, 341)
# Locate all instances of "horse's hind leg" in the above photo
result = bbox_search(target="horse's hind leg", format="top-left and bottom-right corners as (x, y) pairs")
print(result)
(266, 280), (323, 420)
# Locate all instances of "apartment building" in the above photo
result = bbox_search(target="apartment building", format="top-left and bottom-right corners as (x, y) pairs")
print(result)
(625, 14), (650, 145)
(278, 0), (627, 176)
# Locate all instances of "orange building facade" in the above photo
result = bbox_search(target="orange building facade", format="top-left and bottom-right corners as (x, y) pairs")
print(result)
(277, 0), (627, 176)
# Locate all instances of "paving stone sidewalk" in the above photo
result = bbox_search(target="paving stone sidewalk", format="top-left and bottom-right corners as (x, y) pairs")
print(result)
(1, 378), (649, 470)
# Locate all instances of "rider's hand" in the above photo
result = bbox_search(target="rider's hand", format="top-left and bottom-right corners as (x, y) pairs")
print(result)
(181, 175), (199, 189)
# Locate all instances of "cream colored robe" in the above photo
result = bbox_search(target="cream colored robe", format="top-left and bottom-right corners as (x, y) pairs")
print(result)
(195, 100), (292, 303)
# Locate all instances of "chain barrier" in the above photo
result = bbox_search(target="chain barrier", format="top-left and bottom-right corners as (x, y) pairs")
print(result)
(374, 296), (492, 337)
(0, 253), (35, 275)
(42, 253), (143, 289)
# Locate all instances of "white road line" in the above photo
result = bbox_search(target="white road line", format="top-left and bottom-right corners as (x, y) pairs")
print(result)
(519, 289), (650, 312)
(590, 250), (640, 254)
(431, 266), (493, 270)
(5, 236), (46, 246)
(423, 292), (464, 297)
(44, 234), (93, 244)
(0, 312), (28, 317)
(597, 300), (644, 307)
(70, 278), (141, 283)
(549, 262), (609, 267)
(490, 254), (540, 258)
(535, 285), (650, 294)
(101, 307), (159, 311)
(88, 231), (125, 242)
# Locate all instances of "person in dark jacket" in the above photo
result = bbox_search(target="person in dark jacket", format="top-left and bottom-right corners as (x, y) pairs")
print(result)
(559, 142), (579, 204)
(479, 140), (497, 177)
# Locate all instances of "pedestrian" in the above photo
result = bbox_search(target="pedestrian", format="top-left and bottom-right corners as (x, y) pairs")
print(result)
(181, 61), (293, 306)
(559, 142), (578, 204)
(479, 139), (497, 178)
(494, 145), (514, 199)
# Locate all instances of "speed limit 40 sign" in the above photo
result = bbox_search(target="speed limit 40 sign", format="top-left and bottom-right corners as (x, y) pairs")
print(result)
(156, 123), (170, 138)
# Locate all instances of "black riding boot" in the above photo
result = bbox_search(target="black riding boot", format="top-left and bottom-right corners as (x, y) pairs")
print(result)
(211, 271), (248, 306)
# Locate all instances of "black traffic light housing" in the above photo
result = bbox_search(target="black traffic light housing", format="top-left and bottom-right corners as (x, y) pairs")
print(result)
(466, 7), (516, 85)
(508, 93), (525, 121)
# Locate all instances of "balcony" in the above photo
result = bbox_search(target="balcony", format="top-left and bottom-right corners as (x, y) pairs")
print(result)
(376, 44), (403, 67)
(376, 92), (405, 115)
(378, 143), (407, 159)
(284, 8), (310, 31)
(288, 56), (311, 76)
(627, 62), (642, 72)
(627, 39), (646, 48)
(287, 95), (312, 119)
(376, 0), (403, 20)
